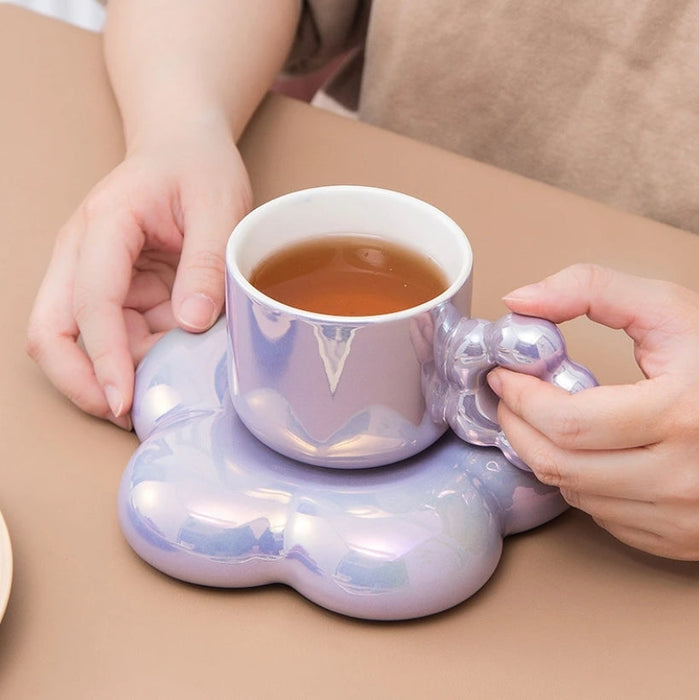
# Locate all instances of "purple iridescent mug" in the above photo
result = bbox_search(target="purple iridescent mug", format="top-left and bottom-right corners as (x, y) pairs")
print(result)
(225, 186), (596, 469)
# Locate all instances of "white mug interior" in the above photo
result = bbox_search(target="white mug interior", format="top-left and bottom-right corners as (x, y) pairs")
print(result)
(226, 185), (473, 320)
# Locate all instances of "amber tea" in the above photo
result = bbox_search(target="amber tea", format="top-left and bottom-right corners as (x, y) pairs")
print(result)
(249, 234), (448, 315)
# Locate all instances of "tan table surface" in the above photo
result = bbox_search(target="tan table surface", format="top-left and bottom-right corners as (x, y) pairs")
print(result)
(0, 6), (697, 699)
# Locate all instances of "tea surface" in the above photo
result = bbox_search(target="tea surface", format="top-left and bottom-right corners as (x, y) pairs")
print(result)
(249, 235), (448, 315)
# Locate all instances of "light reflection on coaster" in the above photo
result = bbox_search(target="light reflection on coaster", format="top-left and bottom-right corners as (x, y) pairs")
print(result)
(118, 320), (567, 620)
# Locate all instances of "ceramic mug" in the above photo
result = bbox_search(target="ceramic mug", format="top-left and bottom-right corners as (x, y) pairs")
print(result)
(225, 185), (596, 469)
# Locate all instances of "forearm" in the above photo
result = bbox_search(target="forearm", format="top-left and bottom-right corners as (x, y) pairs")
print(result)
(104, 0), (302, 147)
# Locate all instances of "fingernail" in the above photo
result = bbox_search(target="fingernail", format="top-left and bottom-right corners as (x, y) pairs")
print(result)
(487, 371), (502, 397)
(109, 413), (133, 432)
(104, 384), (124, 417)
(178, 293), (217, 331)
(502, 282), (542, 303)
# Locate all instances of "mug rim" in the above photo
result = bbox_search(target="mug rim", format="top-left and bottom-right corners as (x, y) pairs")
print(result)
(226, 185), (473, 324)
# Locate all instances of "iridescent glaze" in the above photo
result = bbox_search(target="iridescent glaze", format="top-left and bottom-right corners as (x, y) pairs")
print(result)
(224, 186), (596, 470)
(120, 187), (597, 619)
(121, 320), (568, 620)
(428, 309), (598, 470)
(225, 185), (474, 469)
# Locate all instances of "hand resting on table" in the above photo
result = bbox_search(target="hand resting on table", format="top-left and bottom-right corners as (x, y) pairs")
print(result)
(26, 127), (252, 430)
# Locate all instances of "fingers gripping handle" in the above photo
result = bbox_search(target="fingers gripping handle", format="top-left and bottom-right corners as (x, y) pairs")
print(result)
(428, 311), (598, 471)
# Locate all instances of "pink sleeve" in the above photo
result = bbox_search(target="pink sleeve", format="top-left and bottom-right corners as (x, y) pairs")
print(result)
(285, 0), (368, 73)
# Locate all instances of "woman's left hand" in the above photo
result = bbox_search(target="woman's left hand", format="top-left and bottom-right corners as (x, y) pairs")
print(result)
(487, 264), (699, 561)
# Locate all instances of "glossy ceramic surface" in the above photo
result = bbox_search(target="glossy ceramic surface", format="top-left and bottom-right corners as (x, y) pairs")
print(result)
(224, 186), (596, 470)
(120, 320), (568, 620)
(225, 185), (474, 468)
(429, 309), (598, 470)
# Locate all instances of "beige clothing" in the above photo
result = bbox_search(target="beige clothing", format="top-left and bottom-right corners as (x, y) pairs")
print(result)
(287, 0), (699, 233)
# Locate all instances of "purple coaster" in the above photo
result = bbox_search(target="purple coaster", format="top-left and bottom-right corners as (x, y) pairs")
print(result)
(118, 319), (567, 620)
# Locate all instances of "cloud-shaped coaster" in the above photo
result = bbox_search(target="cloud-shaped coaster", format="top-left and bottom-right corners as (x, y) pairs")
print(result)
(119, 319), (568, 620)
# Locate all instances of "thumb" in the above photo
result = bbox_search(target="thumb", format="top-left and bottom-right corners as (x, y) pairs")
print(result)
(172, 189), (250, 332)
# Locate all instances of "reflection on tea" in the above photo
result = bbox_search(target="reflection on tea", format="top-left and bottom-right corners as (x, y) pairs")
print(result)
(249, 234), (448, 315)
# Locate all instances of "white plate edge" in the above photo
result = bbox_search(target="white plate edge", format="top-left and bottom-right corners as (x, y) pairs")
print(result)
(0, 508), (13, 622)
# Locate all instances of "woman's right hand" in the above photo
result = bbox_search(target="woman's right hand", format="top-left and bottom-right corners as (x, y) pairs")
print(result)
(27, 124), (252, 429)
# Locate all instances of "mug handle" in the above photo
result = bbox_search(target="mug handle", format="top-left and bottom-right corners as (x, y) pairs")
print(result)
(427, 311), (598, 471)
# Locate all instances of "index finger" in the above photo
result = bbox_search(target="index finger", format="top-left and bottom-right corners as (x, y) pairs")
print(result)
(27, 220), (132, 428)
(73, 210), (145, 416)
(502, 264), (698, 344)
